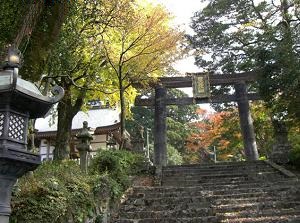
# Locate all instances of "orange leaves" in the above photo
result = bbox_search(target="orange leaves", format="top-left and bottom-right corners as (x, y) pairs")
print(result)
(186, 108), (242, 161)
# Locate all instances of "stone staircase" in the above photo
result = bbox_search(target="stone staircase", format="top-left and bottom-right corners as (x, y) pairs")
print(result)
(112, 160), (300, 222)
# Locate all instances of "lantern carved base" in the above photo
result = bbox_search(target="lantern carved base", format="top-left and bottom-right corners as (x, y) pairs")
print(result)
(0, 148), (40, 220)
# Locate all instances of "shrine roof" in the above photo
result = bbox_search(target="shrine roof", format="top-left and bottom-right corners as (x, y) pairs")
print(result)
(35, 108), (120, 134)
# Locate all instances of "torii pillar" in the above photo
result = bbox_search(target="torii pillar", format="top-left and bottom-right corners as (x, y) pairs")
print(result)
(235, 82), (259, 160)
(154, 85), (167, 167)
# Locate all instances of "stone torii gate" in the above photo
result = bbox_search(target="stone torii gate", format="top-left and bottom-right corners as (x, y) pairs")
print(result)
(135, 71), (261, 167)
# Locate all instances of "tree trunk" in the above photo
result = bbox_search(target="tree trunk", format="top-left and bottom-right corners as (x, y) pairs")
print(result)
(119, 86), (126, 149)
(53, 92), (74, 160)
(53, 86), (86, 160)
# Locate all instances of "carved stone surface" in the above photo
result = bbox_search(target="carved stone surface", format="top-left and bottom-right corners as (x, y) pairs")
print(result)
(271, 143), (291, 164)
(131, 139), (145, 153)
(270, 120), (291, 164)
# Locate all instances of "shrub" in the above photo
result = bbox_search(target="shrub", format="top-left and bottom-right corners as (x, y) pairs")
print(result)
(167, 145), (183, 165)
(89, 150), (147, 196)
(10, 161), (95, 223)
(10, 150), (149, 222)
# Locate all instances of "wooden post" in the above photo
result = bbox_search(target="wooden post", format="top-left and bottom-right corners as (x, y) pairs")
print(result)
(235, 82), (259, 161)
(154, 85), (167, 167)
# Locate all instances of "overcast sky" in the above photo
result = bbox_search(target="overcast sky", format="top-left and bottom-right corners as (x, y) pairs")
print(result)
(149, 0), (213, 110)
(149, 0), (207, 73)
(151, 0), (203, 33)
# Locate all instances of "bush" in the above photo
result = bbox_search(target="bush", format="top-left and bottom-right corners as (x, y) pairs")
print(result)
(167, 145), (183, 165)
(89, 150), (147, 196)
(10, 161), (95, 223)
(10, 151), (149, 223)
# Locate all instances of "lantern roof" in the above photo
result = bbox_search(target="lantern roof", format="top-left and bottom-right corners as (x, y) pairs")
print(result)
(0, 68), (64, 118)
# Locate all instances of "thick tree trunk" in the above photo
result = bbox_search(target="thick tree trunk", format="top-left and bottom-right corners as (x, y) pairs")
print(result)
(53, 86), (86, 160)
(53, 93), (74, 160)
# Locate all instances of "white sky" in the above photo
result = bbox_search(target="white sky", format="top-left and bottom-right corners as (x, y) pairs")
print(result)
(149, 0), (207, 73)
(149, 0), (214, 112)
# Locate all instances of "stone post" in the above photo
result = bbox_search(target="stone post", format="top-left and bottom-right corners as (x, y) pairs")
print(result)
(0, 176), (16, 223)
(131, 125), (145, 154)
(154, 85), (167, 167)
(76, 121), (93, 173)
(234, 82), (259, 161)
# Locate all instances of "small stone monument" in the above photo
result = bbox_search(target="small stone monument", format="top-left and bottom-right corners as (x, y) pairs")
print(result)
(131, 125), (145, 153)
(76, 121), (93, 173)
(270, 120), (291, 164)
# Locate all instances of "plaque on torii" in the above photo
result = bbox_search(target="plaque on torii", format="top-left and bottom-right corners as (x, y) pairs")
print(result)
(192, 73), (210, 99)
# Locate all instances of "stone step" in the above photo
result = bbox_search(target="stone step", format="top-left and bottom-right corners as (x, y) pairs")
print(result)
(162, 174), (288, 186)
(123, 190), (297, 209)
(211, 191), (290, 201)
(213, 195), (300, 206)
(129, 184), (299, 199)
(163, 161), (266, 169)
(113, 161), (300, 223)
(211, 185), (299, 196)
(132, 178), (299, 194)
(123, 195), (208, 207)
(162, 172), (285, 182)
(163, 169), (279, 176)
(162, 168), (277, 177)
(214, 200), (300, 213)
(220, 215), (300, 223)
(162, 177), (252, 186)
(163, 163), (274, 172)
(113, 216), (219, 223)
(217, 208), (300, 219)
(120, 201), (211, 212)
(118, 207), (213, 219)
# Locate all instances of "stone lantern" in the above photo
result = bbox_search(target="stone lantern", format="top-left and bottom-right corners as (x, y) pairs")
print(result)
(106, 133), (117, 149)
(0, 47), (64, 223)
(131, 125), (145, 153)
(76, 121), (93, 173)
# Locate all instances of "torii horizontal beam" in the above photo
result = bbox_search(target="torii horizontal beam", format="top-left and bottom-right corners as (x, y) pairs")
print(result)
(135, 93), (261, 106)
(159, 71), (257, 88)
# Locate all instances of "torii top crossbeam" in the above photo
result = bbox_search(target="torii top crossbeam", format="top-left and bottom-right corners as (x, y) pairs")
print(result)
(135, 71), (260, 106)
(159, 71), (257, 88)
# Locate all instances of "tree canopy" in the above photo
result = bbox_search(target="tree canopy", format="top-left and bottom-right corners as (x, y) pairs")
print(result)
(188, 0), (300, 123)
(100, 0), (184, 146)
(25, 0), (185, 158)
